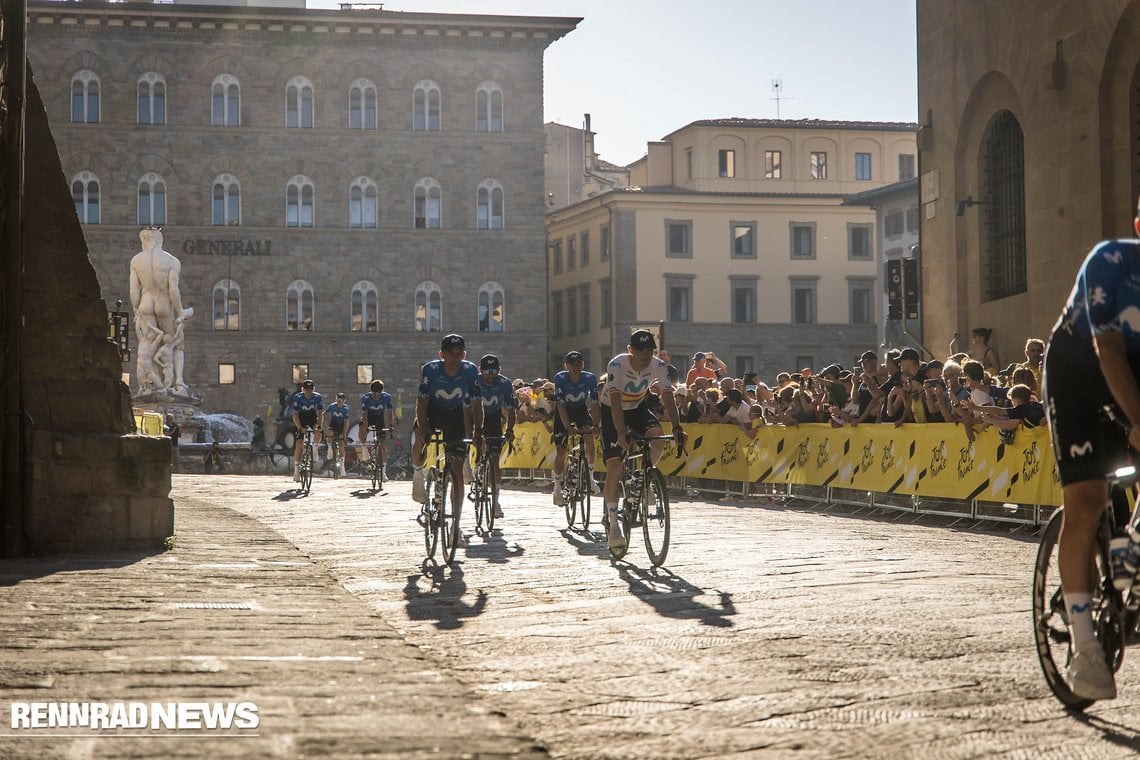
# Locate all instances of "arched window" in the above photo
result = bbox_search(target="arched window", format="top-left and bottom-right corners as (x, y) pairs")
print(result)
(981, 110), (1027, 301)
(414, 281), (442, 332)
(211, 74), (240, 126)
(285, 76), (314, 129)
(286, 280), (315, 331)
(349, 177), (378, 228)
(349, 78), (377, 130)
(476, 179), (504, 230)
(412, 79), (440, 131)
(137, 72), (166, 125)
(350, 280), (378, 332)
(70, 70), (100, 123)
(212, 279), (240, 331)
(414, 177), (442, 229)
(477, 281), (505, 333)
(137, 172), (167, 226)
(212, 173), (240, 226)
(71, 171), (100, 224)
(286, 175), (315, 228)
(475, 82), (503, 132)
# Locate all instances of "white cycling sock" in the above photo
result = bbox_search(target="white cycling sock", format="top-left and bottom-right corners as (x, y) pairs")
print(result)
(1064, 592), (1096, 648)
(606, 501), (619, 523)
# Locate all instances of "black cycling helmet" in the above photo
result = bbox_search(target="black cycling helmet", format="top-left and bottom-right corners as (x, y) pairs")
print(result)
(369, 380), (383, 392)
(480, 354), (500, 372)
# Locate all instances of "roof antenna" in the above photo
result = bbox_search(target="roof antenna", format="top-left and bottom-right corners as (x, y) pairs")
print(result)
(771, 79), (792, 119)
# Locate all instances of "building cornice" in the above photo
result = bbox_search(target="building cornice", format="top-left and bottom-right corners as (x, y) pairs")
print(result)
(27, 1), (580, 43)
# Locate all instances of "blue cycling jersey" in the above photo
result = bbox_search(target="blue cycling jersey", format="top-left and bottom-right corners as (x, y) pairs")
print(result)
(478, 374), (516, 414)
(290, 391), (324, 415)
(1054, 239), (1140, 359)
(359, 391), (393, 418)
(326, 402), (351, 424)
(554, 370), (599, 409)
(418, 359), (481, 409)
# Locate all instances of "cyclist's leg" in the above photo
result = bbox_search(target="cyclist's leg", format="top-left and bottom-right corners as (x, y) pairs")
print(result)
(439, 407), (468, 545)
(599, 406), (627, 542)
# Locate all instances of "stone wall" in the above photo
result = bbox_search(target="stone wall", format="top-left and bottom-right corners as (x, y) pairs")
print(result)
(19, 69), (173, 553)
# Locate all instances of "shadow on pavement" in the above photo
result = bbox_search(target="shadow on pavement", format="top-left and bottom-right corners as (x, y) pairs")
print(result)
(1073, 711), (1140, 751)
(559, 528), (609, 560)
(615, 563), (736, 629)
(0, 551), (163, 586)
(403, 563), (488, 630)
(349, 487), (384, 499)
(464, 529), (524, 564)
(271, 488), (311, 501)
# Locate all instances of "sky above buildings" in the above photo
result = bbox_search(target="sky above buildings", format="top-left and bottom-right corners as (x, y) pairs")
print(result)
(311, 0), (919, 166)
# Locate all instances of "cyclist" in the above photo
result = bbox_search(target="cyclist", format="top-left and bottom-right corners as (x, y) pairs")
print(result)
(1045, 196), (1140, 700)
(290, 379), (324, 482)
(358, 379), (395, 475)
(413, 334), (483, 547)
(599, 330), (685, 553)
(475, 354), (516, 519)
(326, 392), (351, 477)
(552, 350), (601, 507)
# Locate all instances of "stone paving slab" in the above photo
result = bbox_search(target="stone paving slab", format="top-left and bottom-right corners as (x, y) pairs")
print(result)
(0, 492), (546, 759)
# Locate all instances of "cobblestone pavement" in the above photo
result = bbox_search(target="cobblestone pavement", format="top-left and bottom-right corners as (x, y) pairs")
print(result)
(177, 473), (1140, 759)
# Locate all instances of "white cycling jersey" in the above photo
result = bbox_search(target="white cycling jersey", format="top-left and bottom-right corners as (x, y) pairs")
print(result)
(600, 353), (671, 410)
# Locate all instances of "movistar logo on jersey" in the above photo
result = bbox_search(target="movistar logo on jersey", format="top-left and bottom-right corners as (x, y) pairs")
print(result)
(435, 387), (464, 401)
(623, 378), (650, 394)
(565, 390), (587, 403)
(483, 395), (502, 408)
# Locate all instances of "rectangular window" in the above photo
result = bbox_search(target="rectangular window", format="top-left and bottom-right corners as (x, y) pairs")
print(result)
(810, 151), (828, 180)
(849, 281), (873, 324)
(731, 222), (756, 259)
(580, 231), (590, 267)
(551, 291), (563, 338)
(764, 150), (782, 179)
(291, 364), (309, 384)
(666, 220), (692, 258)
(791, 279), (818, 324)
(794, 355), (815, 372)
(665, 275), (695, 323)
(579, 284), (590, 334)
(600, 278), (612, 327)
(735, 356), (754, 377)
(357, 364), (374, 384)
(790, 223), (816, 259)
(600, 224), (611, 261)
(885, 211), (904, 237)
(899, 153), (916, 180)
(855, 152), (872, 181)
(848, 223), (873, 260)
(218, 363), (235, 385)
(718, 149), (736, 178)
(566, 288), (578, 336)
(906, 207), (920, 233)
(567, 236), (577, 271)
(732, 283), (755, 324)
(686, 149), (693, 180)
(552, 240), (563, 274)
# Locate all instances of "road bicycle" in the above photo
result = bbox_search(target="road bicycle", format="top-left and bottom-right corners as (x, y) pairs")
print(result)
(366, 425), (393, 492)
(325, 428), (346, 479)
(297, 426), (316, 493)
(1033, 407), (1139, 709)
(604, 431), (679, 567)
(419, 432), (472, 567)
(563, 428), (595, 531)
(470, 436), (508, 536)
(385, 452), (412, 481)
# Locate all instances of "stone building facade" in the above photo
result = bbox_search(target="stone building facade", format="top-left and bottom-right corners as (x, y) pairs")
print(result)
(545, 119), (917, 380)
(27, 1), (578, 424)
(916, 1), (1140, 360)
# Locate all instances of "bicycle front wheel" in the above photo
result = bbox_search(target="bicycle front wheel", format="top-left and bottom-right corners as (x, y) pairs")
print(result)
(487, 465), (498, 533)
(641, 468), (670, 567)
(473, 460), (489, 534)
(300, 445), (314, 493)
(370, 448), (381, 491)
(578, 455), (591, 531)
(423, 468), (440, 560)
(440, 465), (461, 566)
(563, 457), (578, 529)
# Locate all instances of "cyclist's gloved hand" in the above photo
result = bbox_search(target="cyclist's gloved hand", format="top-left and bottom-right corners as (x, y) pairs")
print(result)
(673, 425), (687, 453)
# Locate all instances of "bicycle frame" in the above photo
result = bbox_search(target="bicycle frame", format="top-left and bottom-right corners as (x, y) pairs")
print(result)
(422, 432), (472, 567)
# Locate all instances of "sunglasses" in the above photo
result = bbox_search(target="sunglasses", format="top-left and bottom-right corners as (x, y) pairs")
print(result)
(482, 368), (499, 375)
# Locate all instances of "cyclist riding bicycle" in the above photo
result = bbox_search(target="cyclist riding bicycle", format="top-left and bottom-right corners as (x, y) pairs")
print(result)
(326, 392), (351, 476)
(413, 334), (483, 548)
(552, 350), (601, 507)
(358, 379), (395, 472)
(290, 379), (324, 482)
(476, 353), (516, 519)
(599, 330), (685, 554)
(1046, 195), (1140, 700)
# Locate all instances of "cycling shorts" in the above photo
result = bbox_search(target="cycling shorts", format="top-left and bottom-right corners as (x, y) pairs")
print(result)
(553, 405), (594, 447)
(294, 410), (318, 431)
(425, 403), (467, 446)
(600, 401), (660, 462)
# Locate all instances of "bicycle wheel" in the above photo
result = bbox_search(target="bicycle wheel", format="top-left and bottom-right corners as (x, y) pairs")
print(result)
(439, 465), (461, 567)
(370, 447), (381, 491)
(641, 467), (670, 567)
(423, 468), (440, 560)
(578, 452), (592, 531)
(607, 475), (633, 561)
(472, 459), (488, 534)
(564, 453), (578, 529)
(299, 443), (314, 493)
(487, 463), (498, 533)
(1032, 508), (1118, 710)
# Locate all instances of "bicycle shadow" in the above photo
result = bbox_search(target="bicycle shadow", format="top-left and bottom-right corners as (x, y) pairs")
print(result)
(464, 528), (525, 564)
(1070, 711), (1140, 750)
(349, 487), (385, 499)
(560, 528), (611, 560)
(614, 563), (736, 629)
(271, 488), (311, 501)
(403, 563), (488, 630)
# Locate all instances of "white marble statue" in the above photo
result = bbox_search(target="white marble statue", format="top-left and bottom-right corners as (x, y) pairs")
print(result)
(129, 228), (192, 396)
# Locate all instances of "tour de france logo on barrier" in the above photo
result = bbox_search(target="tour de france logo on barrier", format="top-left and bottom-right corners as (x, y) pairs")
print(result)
(929, 440), (948, 477)
(796, 436), (812, 469)
(529, 431), (542, 458)
(719, 438), (740, 466)
(816, 438), (831, 470)
(744, 439), (764, 466)
(1022, 440), (1041, 482)
(958, 441), (976, 479)
(880, 439), (896, 475)
(860, 440), (875, 474)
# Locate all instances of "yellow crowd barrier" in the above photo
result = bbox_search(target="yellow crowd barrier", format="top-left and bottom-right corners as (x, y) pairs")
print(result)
(133, 411), (165, 436)
(500, 421), (1061, 507)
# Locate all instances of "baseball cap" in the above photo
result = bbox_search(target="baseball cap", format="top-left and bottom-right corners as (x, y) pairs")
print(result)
(512, 378), (525, 389)
(898, 348), (921, 363)
(440, 333), (465, 350)
(630, 329), (656, 350)
(301, 379), (315, 388)
(564, 350), (584, 363)
(885, 348), (902, 363)
(925, 359), (944, 372)
(693, 351), (706, 360)
(820, 364), (842, 378)
(479, 354), (500, 372)
(859, 350), (877, 363)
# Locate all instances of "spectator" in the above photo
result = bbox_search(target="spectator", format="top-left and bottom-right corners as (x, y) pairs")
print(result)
(962, 359), (1008, 406)
(968, 327), (1001, 373)
(718, 388), (753, 428)
(879, 349), (904, 423)
(658, 349), (679, 386)
(742, 404), (767, 438)
(1019, 337), (1045, 393)
(686, 351), (725, 385)
(1011, 366), (1038, 399)
(204, 441), (224, 473)
(969, 383), (1046, 443)
(164, 413), (180, 468)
